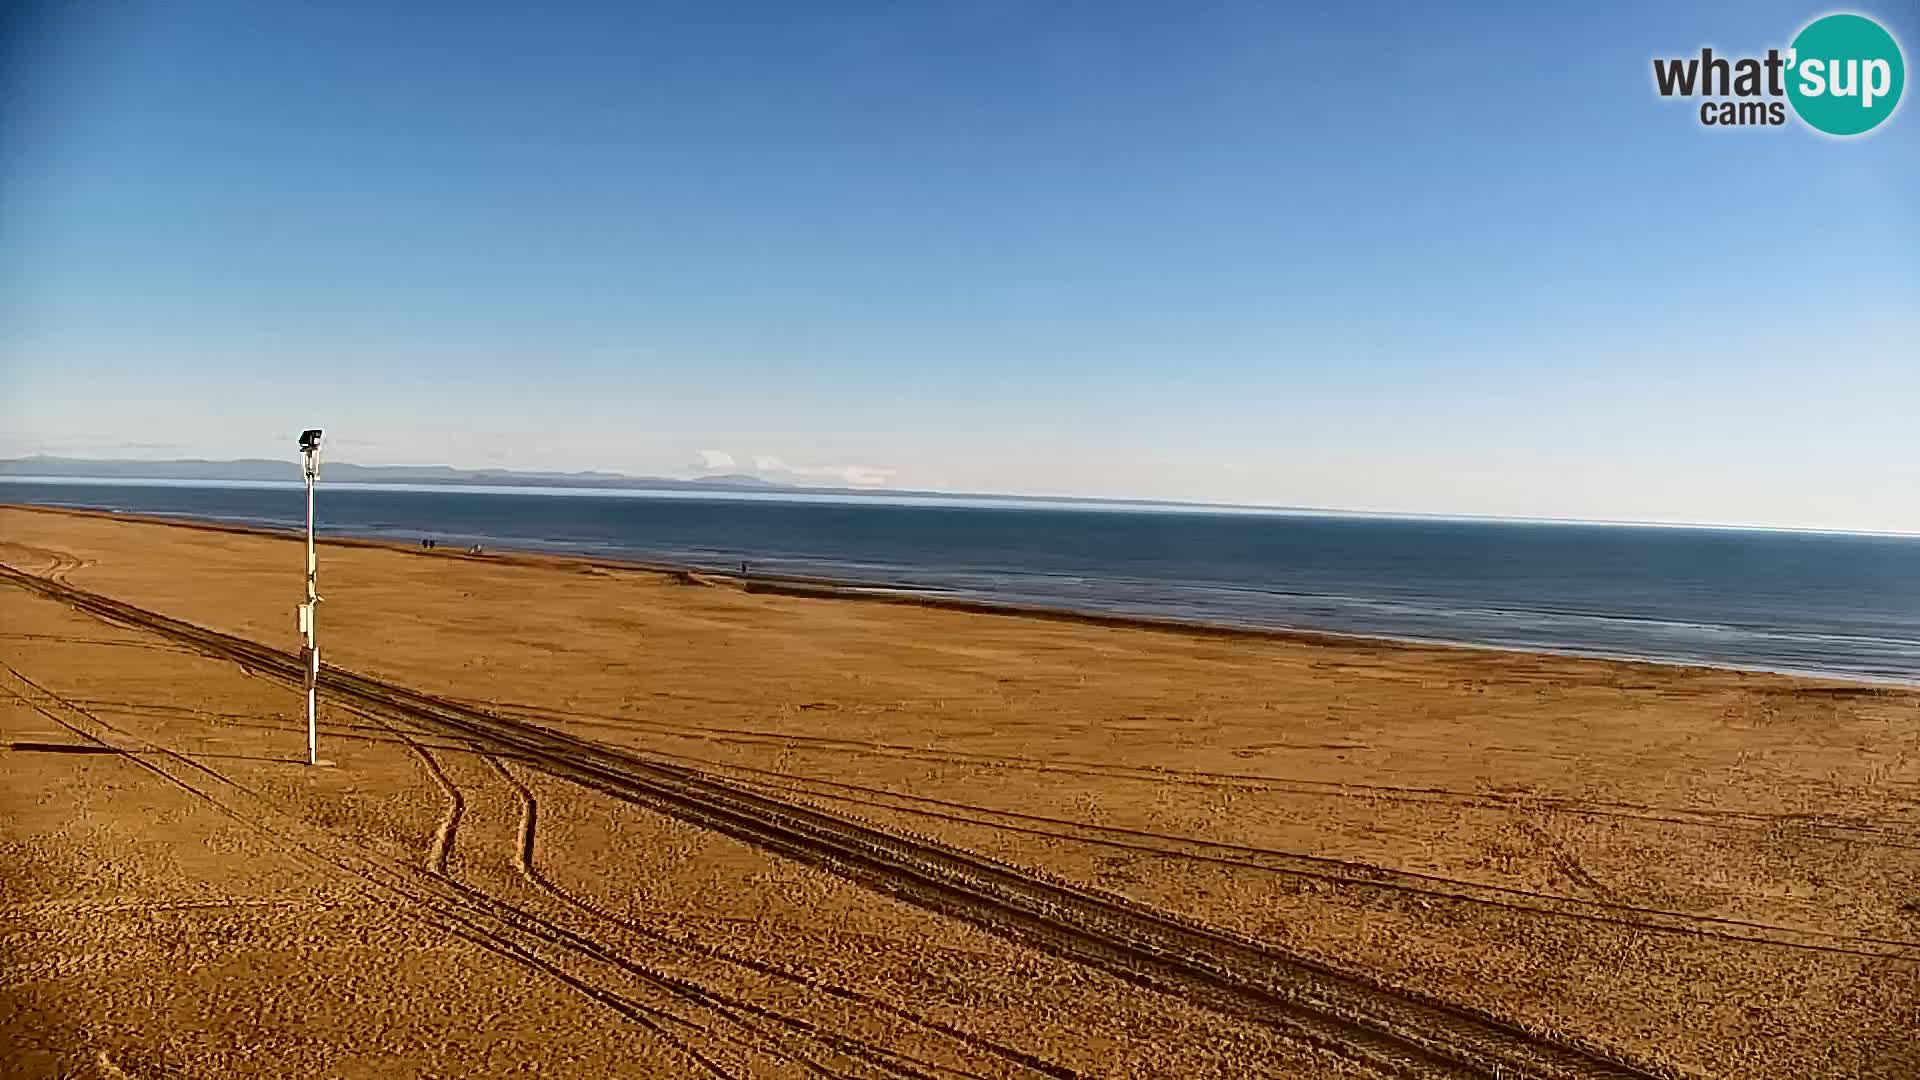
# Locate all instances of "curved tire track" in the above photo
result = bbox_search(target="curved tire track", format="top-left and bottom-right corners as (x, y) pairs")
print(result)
(373, 719), (940, 1080)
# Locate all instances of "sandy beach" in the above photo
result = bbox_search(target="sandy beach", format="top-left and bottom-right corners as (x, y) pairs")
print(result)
(1, 504), (1915, 1079)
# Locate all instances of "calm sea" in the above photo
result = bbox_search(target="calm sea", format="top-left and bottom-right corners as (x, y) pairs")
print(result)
(7, 478), (1920, 683)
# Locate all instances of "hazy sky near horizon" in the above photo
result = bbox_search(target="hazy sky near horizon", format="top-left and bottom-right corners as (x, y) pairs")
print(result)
(3, 2), (1917, 531)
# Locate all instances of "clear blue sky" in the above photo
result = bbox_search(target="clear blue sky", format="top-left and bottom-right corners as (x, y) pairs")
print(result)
(4, 2), (1916, 530)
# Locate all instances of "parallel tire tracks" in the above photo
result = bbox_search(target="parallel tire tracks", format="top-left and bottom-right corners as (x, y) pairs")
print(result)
(667, 754), (1920, 960)
(0, 566), (1672, 1080)
(472, 698), (1920, 845)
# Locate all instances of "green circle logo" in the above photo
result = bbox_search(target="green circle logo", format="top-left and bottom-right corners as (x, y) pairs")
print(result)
(1786, 14), (1905, 135)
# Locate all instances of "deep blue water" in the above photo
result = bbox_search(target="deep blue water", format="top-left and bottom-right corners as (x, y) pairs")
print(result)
(7, 478), (1920, 683)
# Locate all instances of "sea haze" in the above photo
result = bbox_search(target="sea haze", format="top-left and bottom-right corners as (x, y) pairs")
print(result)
(6, 479), (1920, 683)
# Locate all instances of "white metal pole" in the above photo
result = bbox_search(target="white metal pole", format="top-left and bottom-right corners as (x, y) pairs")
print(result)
(303, 450), (319, 766)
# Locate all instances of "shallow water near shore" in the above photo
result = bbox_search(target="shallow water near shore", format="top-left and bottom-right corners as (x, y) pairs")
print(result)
(7, 477), (1920, 683)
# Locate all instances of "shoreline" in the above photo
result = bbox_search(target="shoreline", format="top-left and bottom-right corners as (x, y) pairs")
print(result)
(3, 500), (1911, 692)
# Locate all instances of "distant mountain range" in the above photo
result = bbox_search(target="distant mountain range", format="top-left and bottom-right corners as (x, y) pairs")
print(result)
(0, 456), (786, 491)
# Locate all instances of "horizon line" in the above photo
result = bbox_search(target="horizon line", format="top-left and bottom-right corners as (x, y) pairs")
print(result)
(3, 455), (1919, 541)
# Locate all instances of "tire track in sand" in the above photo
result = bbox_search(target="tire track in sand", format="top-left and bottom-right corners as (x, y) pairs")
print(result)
(651, 753), (1917, 961)
(475, 698), (1920, 846)
(474, 748), (1070, 1080)
(364, 714), (886, 1080)
(0, 566), (1677, 1080)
